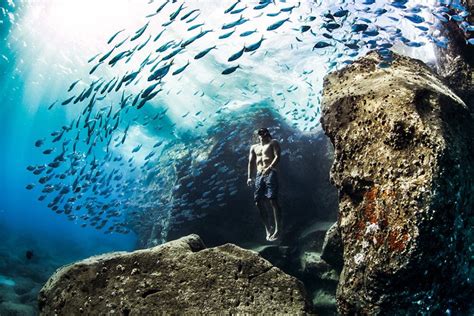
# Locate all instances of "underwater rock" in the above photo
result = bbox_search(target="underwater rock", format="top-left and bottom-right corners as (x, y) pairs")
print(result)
(38, 234), (312, 315)
(321, 51), (474, 314)
(300, 251), (339, 315)
(435, 0), (473, 109)
(320, 222), (343, 273)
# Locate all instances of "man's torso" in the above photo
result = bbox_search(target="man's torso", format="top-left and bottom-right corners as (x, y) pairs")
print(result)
(253, 140), (277, 173)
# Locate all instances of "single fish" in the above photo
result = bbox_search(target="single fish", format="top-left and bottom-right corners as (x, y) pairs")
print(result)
(61, 96), (75, 105)
(404, 14), (425, 24)
(222, 15), (248, 29)
(148, 60), (174, 81)
(254, 1), (271, 10)
(228, 47), (245, 61)
(162, 47), (183, 60)
(99, 46), (115, 63)
(224, 0), (240, 14)
(107, 29), (125, 44)
(194, 45), (216, 59)
(109, 50), (131, 66)
(363, 29), (379, 37)
(244, 36), (265, 52)
(351, 23), (368, 32)
(313, 41), (332, 49)
(188, 23), (205, 31)
(281, 4), (298, 12)
(267, 11), (281, 17)
(240, 29), (258, 37)
(181, 29), (212, 47)
(219, 28), (236, 39)
(144, 151), (156, 160)
(172, 60), (190, 75)
(186, 12), (201, 23)
(300, 25), (311, 32)
(114, 35), (129, 48)
(169, 3), (185, 20)
(404, 41), (425, 47)
(333, 8), (349, 17)
(153, 29), (166, 42)
(47, 101), (57, 110)
(35, 139), (44, 148)
(137, 35), (151, 51)
(87, 52), (101, 63)
(231, 5), (247, 14)
(374, 8), (387, 16)
(323, 22), (340, 31)
(267, 18), (289, 31)
(131, 22), (149, 41)
(181, 9), (200, 21)
(67, 79), (81, 92)
(155, 0), (169, 13)
(142, 82), (160, 99)
(222, 65), (240, 75)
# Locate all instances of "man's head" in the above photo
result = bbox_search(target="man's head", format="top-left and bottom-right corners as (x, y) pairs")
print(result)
(257, 127), (271, 139)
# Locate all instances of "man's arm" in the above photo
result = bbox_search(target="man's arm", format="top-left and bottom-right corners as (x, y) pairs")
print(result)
(267, 140), (281, 169)
(247, 145), (256, 183)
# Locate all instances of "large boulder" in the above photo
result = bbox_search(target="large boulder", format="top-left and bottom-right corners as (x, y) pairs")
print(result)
(321, 51), (474, 314)
(38, 235), (312, 315)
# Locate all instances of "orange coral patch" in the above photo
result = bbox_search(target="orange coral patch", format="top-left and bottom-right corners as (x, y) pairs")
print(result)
(388, 229), (409, 252)
(363, 187), (379, 224)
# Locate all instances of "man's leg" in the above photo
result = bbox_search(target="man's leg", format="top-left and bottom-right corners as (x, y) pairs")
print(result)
(268, 198), (281, 240)
(264, 169), (281, 240)
(255, 199), (273, 240)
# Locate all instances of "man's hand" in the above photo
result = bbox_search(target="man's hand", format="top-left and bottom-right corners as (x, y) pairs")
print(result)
(247, 178), (253, 187)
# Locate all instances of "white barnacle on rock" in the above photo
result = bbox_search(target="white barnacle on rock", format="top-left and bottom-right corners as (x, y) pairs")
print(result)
(115, 264), (125, 272)
(354, 252), (365, 265)
(365, 222), (379, 235)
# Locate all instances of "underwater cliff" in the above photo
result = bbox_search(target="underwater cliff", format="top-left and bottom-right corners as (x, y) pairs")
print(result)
(0, 0), (473, 315)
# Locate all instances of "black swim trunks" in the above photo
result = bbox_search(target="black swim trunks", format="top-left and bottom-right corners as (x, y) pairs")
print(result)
(254, 168), (279, 202)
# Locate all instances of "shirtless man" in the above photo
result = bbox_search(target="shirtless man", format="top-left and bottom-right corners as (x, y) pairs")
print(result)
(247, 128), (282, 241)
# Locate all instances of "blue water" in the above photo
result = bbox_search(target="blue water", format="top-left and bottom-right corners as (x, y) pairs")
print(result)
(0, 0), (471, 313)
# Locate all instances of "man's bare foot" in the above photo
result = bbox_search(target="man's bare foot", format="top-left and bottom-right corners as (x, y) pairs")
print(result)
(268, 230), (280, 241)
(265, 226), (275, 241)
(266, 231), (272, 241)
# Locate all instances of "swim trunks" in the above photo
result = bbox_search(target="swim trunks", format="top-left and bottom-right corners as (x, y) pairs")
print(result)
(254, 168), (279, 202)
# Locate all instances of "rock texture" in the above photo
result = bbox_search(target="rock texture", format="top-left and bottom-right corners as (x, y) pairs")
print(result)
(435, 0), (473, 110)
(321, 51), (474, 314)
(38, 235), (312, 315)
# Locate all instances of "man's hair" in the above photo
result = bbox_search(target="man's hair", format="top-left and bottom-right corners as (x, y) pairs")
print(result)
(257, 128), (271, 137)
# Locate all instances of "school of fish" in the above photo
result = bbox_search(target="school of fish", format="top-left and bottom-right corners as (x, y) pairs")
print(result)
(20, 0), (472, 234)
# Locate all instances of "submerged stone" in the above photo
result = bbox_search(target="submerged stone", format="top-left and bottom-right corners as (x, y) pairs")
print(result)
(321, 51), (474, 314)
(38, 234), (312, 315)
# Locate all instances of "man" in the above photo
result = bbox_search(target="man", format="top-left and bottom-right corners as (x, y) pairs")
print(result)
(247, 127), (282, 241)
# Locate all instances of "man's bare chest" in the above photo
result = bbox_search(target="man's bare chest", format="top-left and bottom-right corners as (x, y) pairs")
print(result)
(255, 143), (273, 157)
